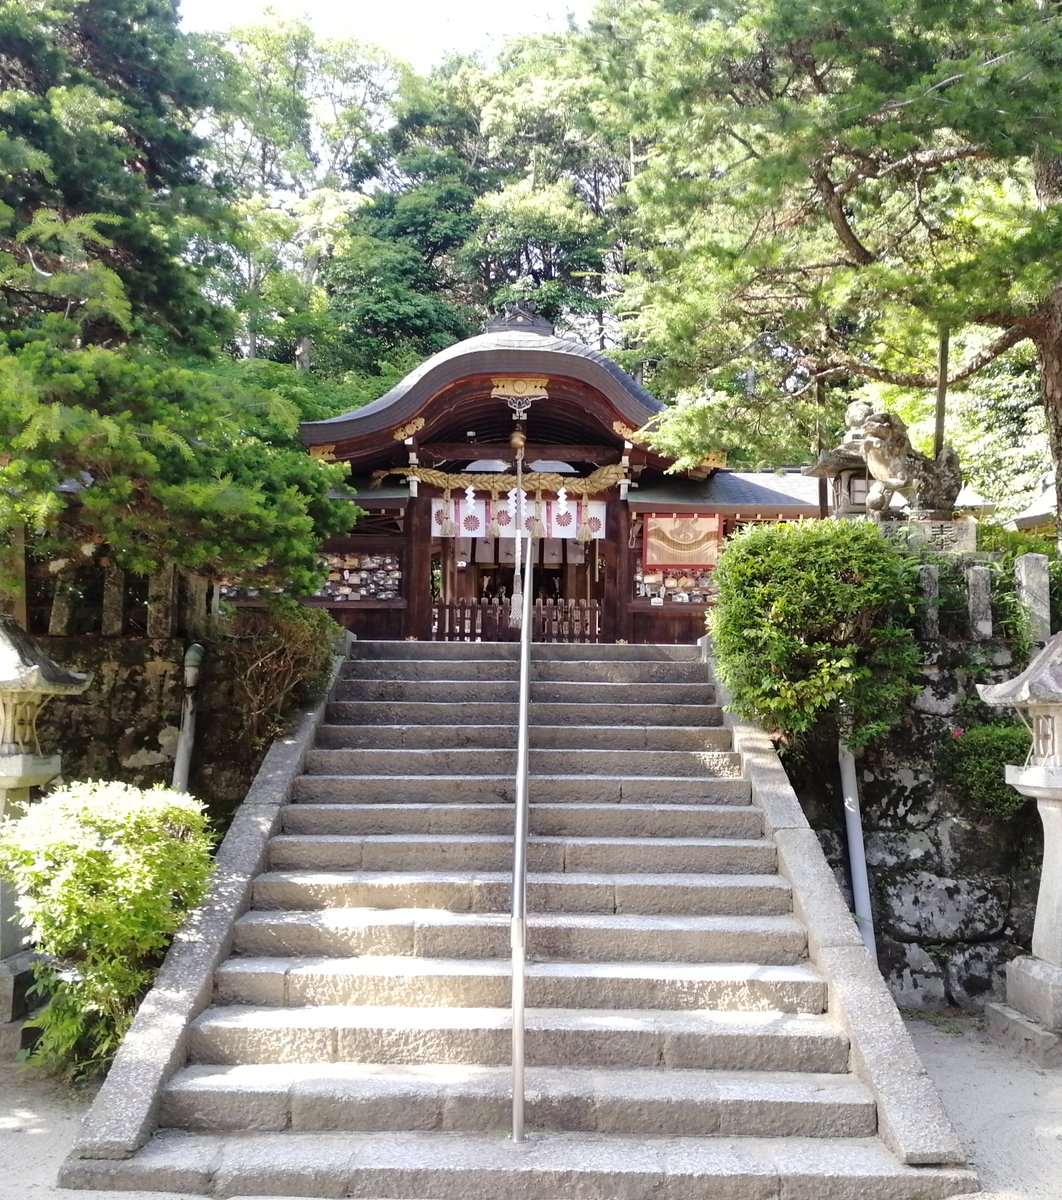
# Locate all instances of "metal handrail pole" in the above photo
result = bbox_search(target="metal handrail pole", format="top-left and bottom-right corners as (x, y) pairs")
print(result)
(511, 533), (534, 1142)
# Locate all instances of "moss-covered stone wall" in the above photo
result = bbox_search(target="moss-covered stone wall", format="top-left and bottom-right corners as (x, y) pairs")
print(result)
(32, 638), (266, 823)
(793, 642), (1042, 1012)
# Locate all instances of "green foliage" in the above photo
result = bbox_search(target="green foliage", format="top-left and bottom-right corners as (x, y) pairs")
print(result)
(598, 0), (1062, 479)
(222, 602), (342, 749)
(0, 0), (228, 349)
(941, 723), (1033, 822)
(0, 339), (358, 595)
(0, 781), (214, 1079)
(977, 524), (1062, 638)
(709, 520), (922, 747)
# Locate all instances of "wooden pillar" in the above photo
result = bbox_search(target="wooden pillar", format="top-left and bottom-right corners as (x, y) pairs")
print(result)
(614, 501), (633, 644)
(404, 496), (431, 640)
(147, 565), (177, 639)
(101, 567), (125, 636)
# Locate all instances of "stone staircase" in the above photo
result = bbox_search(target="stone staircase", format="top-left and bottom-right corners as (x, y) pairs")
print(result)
(64, 641), (977, 1198)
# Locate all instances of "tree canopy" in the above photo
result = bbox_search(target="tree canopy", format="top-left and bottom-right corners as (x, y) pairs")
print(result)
(4, 0), (1062, 597)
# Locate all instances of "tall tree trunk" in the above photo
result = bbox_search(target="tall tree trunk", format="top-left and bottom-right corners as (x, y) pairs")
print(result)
(1033, 151), (1062, 549)
(1031, 289), (1062, 552)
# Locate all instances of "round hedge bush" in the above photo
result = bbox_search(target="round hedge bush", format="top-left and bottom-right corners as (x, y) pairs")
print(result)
(709, 519), (921, 748)
(0, 780), (214, 1079)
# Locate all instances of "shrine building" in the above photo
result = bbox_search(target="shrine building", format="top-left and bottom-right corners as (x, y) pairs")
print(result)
(297, 310), (822, 644)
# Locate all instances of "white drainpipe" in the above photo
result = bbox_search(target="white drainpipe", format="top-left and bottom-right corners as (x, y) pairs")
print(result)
(838, 739), (878, 961)
(172, 643), (206, 793)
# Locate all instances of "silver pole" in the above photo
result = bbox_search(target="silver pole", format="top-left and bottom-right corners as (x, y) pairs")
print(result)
(511, 532), (533, 1142)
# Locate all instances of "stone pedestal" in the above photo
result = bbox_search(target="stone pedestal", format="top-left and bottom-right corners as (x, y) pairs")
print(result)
(0, 754), (60, 1029)
(983, 764), (1062, 1064)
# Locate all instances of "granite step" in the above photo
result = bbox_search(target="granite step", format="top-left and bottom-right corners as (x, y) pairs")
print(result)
(232, 910), (807, 964)
(533, 642), (702, 662)
(342, 660), (520, 682)
(60, 1130), (979, 1200)
(187, 1006), (850, 1072)
(279, 801), (762, 839)
(266, 833), (776, 875)
(161, 1062), (876, 1137)
(335, 680), (519, 703)
(291, 774), (752, 806)
(313, 723), (733, 751)
(251, 869), (790, 916)
(333, 679), (718, 704)
(215, 957), (827, 1013)
(530, 681), (717, 705)
(302, 747), (742, 778)
(531, 659), (709, 683)
(348, 641), (519, 661)
(326, 700), (722, 727)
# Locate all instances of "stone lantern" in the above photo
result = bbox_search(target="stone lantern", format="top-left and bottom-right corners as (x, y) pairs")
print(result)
(0, 617), (90, 1039)
(978, 631), (1062, 1062)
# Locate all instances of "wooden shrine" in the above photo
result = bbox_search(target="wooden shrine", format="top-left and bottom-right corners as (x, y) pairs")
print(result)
(297, 309), (819, 644)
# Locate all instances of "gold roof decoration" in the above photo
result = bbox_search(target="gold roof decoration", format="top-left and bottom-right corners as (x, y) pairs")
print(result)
(308, 444), (337, 462)
(392, 417), (425, 441)
(491, 377), (549, 401)
(371, 463), (626, 497)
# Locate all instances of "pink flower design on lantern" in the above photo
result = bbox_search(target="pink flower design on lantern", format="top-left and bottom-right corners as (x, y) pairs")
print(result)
(463, 514), (480, 532)
(497, 510), (512, 526)
(588, 515), (602, 533)
(524, 515), (535, 532)
(433, 509), (444, 527)
(555, 510), (573, 527)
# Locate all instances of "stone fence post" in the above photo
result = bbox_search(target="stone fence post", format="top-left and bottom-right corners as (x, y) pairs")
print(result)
(1015, 553), (1051, 645)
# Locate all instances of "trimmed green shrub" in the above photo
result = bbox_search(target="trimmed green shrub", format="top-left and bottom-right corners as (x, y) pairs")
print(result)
(709, 519), (921, 748)
(0, 781), (214, 1080)
(940, 723), (1033, 822)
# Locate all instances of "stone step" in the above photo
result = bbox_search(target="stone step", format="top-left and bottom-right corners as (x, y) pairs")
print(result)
(531, 681), (716, 705)
(349, 641), (520, 661)
(343, 660), (520, 681)
(61, 1130), (979, 1200)
(531, 660), (709, 683)
(340, 659), (710, 684)
(162, 1061), (875, 1137)
(302, 748), (742, 779)
(335, 680), (519, 703)
(313, 723), (732, 751)
(280, 802), (762, 839)
(333, 680), (718, 705)
(534, 642), (702, 661)
(326, 700), (721, 727)
(252, 869), (790, 916)
(233, 910), (807, 964)
(291, 774), (753, 806)
(215, 957), (827, 1013)
(267, 833), (776, 875)
(187, 1006), (849, 1072)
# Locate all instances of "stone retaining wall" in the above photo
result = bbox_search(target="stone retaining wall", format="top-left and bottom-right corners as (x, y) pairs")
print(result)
(793, 554), (1050, 1013)
(33, 638), (267, 820)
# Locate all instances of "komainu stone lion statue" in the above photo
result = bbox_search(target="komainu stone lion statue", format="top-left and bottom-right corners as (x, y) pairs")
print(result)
(859, 411), (962, 515)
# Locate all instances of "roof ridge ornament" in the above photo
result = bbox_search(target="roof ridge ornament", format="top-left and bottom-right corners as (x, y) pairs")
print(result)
(485, 302), (555, 335)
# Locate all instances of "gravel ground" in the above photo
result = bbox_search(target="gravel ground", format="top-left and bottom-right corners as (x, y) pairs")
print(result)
(0, 1015), (1059, 1199)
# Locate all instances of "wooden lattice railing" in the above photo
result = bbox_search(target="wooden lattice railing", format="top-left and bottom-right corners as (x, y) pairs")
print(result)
(432, 597), (601, 643)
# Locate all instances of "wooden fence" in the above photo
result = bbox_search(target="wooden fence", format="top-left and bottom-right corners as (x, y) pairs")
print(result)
(432, 597), (602, 643)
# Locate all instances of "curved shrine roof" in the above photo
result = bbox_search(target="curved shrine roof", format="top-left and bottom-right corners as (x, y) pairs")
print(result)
(298, 330), (664, 447)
